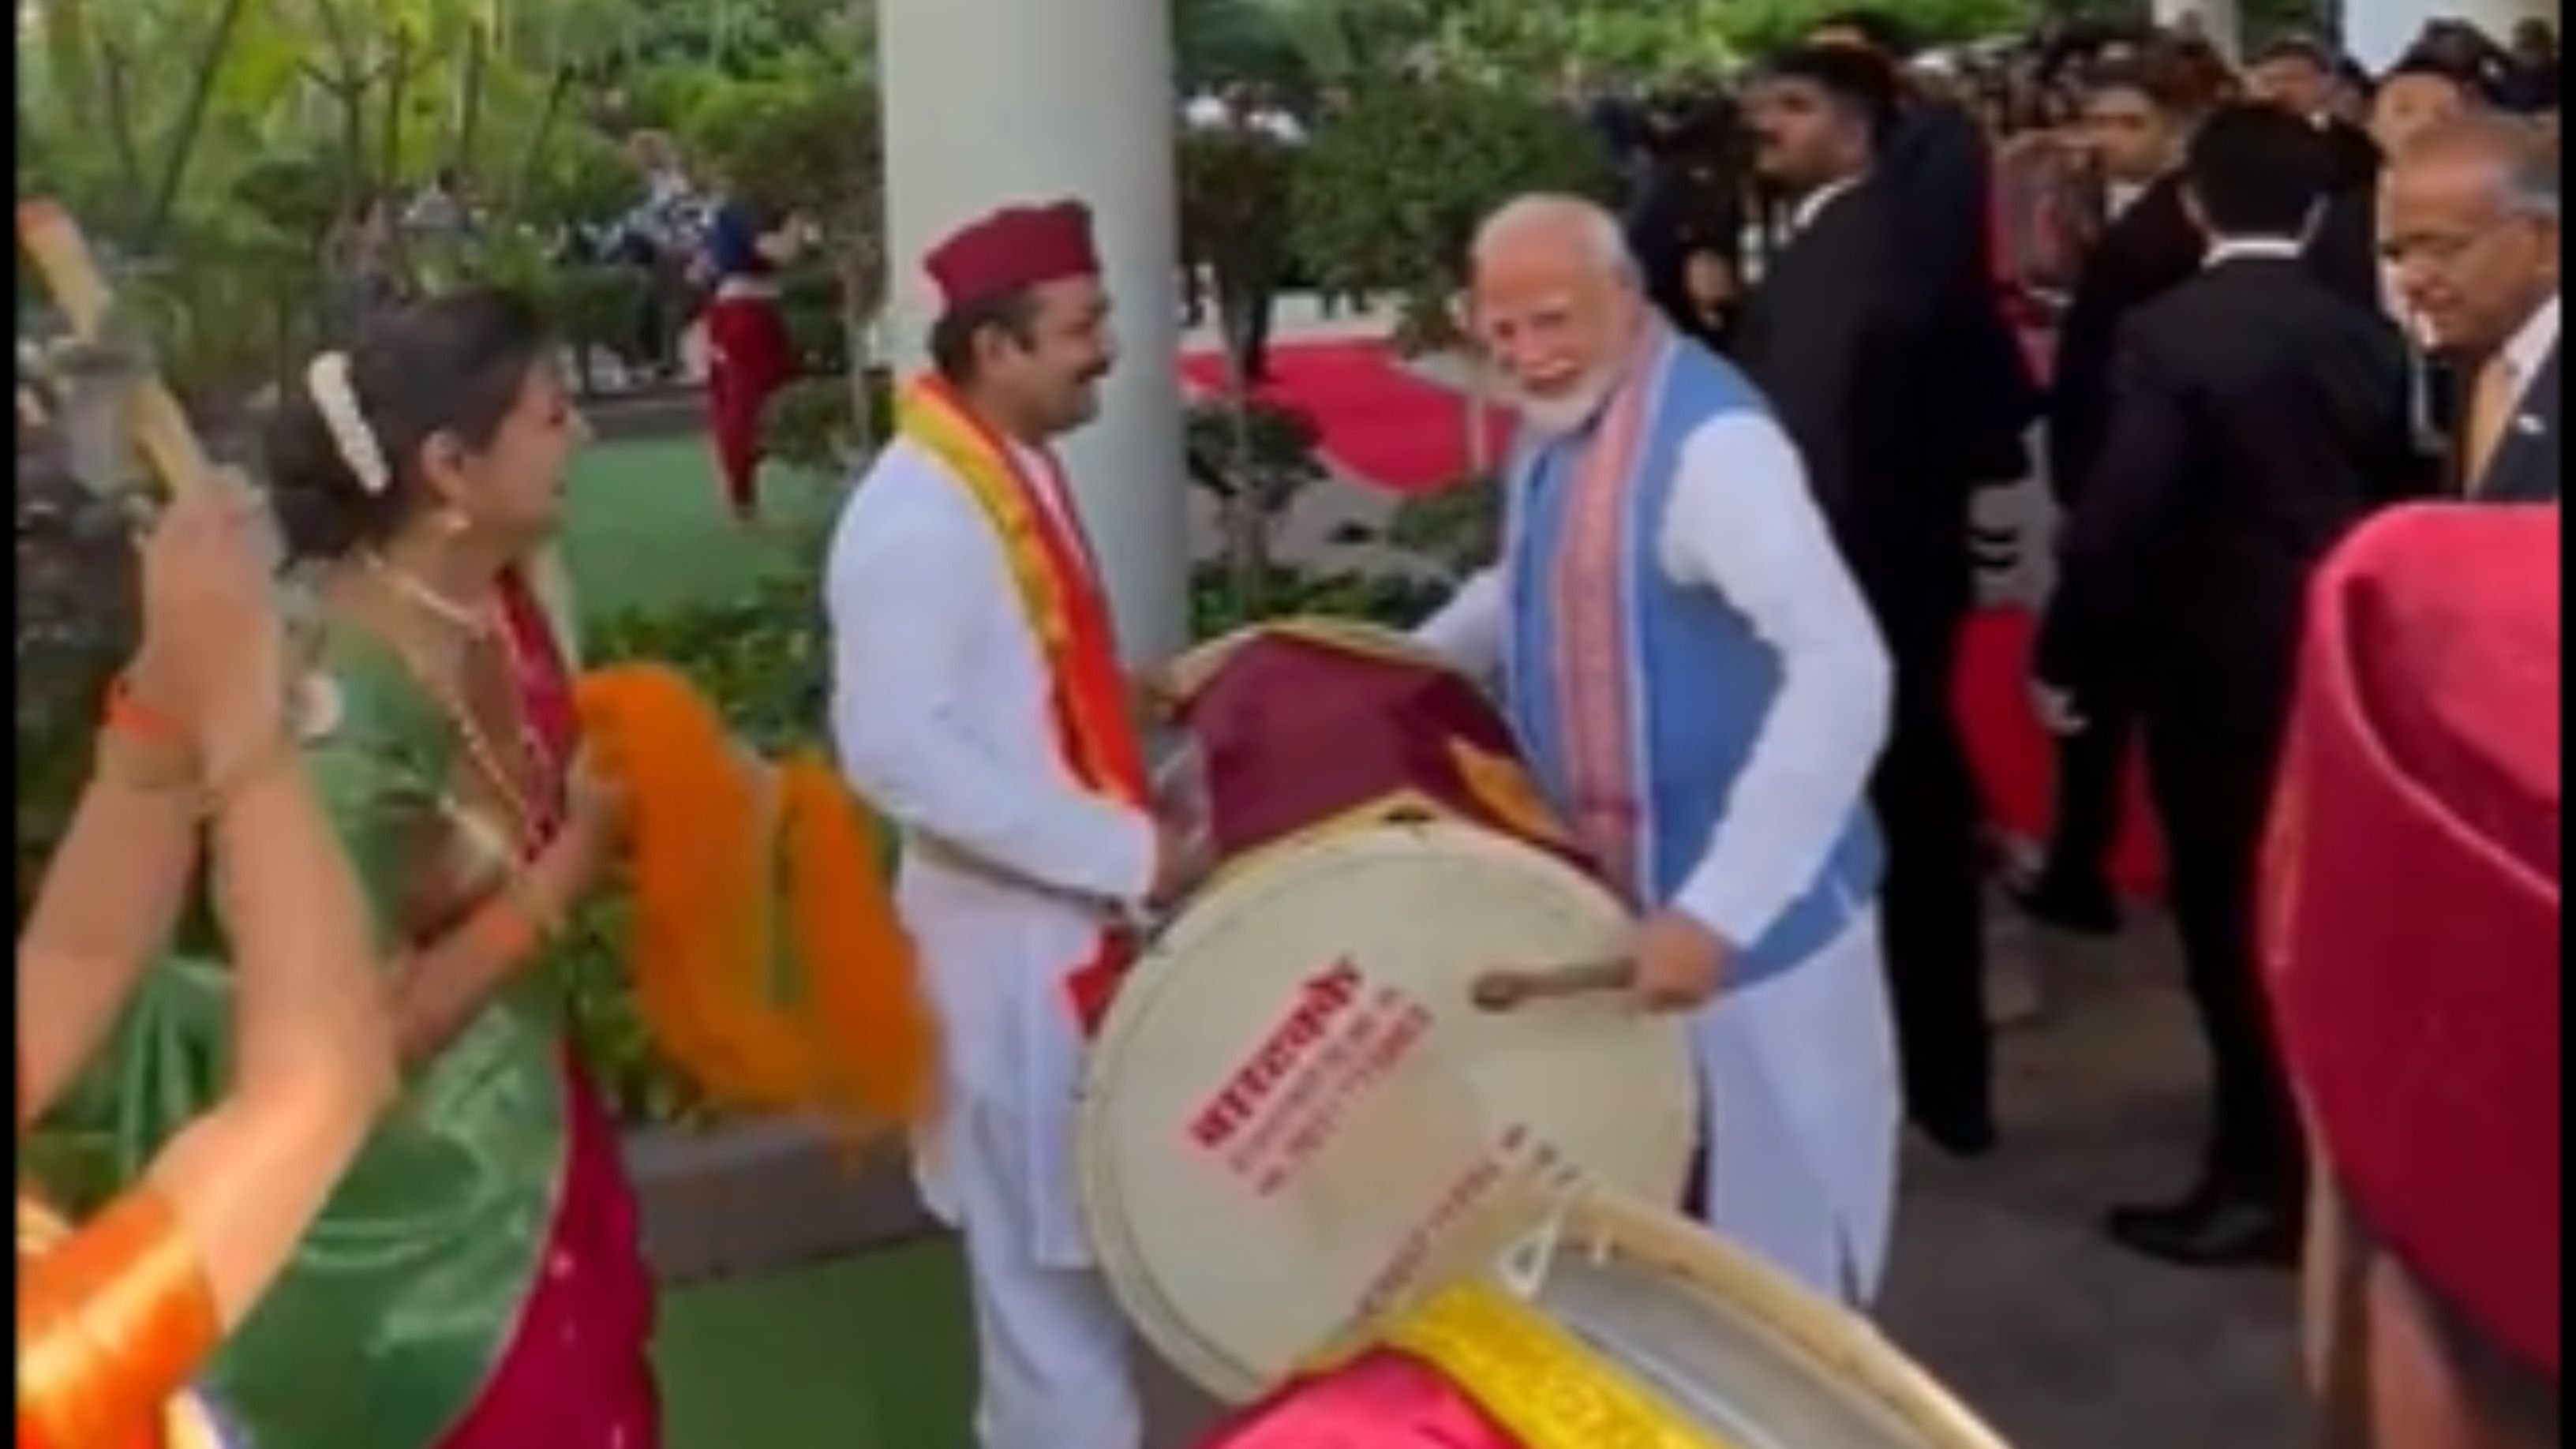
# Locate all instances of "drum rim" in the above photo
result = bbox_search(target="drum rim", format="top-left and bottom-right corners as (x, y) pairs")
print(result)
(1078, 821), (1700, 1403)
(1554, 1193), (2016, 1449)
(1164, 616), (1466, 705)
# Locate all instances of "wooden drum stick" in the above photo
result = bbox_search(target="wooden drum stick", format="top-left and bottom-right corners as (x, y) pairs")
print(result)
(17, 199), (215, 499)
(1470, 960), (1635, 1013)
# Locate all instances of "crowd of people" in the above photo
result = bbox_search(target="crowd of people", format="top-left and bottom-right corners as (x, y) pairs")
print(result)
(13, 9), (2562, 1449)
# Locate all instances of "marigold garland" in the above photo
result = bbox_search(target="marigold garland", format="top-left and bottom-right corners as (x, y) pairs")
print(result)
(574, 665), (938, 1133)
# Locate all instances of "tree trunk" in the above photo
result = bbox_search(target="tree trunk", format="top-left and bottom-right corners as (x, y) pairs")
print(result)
(377, 28), (414, 193)
(96, 44), (152, 231)
(139, 0), (259, 252)
(505, 68), (576, 220)
(454, 25), (489, 176)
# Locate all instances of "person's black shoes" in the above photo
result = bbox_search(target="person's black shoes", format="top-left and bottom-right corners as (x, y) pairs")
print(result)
(2104, 1184), (2298, 1269)
(2009, 870), (2125, 937)
(1911, 1109), (2000, 1159)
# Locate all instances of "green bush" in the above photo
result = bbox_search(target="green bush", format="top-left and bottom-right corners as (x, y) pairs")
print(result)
(1292, 82), (1616, 350)
(562, 557), (841, 1127)
(1180, 128), (1301, 320)
(1385, 471), (1503, 576)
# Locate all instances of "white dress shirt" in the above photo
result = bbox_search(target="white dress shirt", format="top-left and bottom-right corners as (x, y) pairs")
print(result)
(1416, 411), (1892, 953)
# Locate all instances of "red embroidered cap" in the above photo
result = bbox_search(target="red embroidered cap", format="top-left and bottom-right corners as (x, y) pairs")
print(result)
(924, 200), (1100, 312)
(2266, 502), (2563, 1376)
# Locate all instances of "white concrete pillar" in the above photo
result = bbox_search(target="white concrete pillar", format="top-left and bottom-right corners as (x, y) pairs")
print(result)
(877, 0), (1190, 666)
(2342, 0), (2555, 69)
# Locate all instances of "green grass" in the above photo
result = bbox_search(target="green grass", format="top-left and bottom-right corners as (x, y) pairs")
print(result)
(560, 436), (843, 623)
(562, 435), (976, 1447)
(656, 1242), (979, 1448)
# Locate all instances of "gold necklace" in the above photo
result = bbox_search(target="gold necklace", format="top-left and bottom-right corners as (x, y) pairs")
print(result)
(360, 550), (495, 638)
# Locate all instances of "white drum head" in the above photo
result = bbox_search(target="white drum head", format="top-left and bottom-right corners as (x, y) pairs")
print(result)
(1080, 821), (1698, 1402)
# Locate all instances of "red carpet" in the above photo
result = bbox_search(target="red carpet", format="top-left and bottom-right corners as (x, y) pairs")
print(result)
(1185, 337), (2166, 898)
(1179, 341), (1507, 495)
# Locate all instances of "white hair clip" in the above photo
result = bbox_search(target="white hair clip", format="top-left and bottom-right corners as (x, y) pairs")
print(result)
(305, 351), (391, 495)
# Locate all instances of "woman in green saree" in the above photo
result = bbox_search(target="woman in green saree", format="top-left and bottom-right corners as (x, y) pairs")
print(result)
(97, 288), (659, 1449)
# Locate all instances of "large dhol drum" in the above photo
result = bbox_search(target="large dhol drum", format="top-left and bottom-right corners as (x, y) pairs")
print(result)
(1080, 620), (1699, 1402)
(1204, 1188), (2014, 1449)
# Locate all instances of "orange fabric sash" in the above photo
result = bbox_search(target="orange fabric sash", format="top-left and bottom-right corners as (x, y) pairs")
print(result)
(896, 376), (1149, 1033)
(17, 1189), (223, 1449)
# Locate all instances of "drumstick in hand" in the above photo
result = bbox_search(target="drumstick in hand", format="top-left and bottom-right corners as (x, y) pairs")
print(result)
(1470, 960), (1634, 1012)
(18, 198), (215, 500)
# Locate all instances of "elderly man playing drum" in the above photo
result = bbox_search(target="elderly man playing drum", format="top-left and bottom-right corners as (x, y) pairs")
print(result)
(1415, 193), (1903, 1306)
(2266, 504), (2559, 1449)
(828, 200), (1189, 1449)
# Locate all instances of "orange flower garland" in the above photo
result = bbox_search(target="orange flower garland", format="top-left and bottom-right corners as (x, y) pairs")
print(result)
(574, 665), (938, 1133)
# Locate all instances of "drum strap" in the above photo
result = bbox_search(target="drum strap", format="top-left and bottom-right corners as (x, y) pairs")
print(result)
(895, 377), (1150, 1033)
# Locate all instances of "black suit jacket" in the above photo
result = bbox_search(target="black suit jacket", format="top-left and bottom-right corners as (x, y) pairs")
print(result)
(2047, 174), (2203, 504)
(1734, 180), (1969, 626)
(2471, 341), (2562, 503)
(2037, 256), (2428, 709)
(1880, 100), (2043, 485)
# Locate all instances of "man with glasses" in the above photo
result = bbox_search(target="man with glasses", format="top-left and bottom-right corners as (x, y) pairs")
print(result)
(2383, 114), (2561, 500)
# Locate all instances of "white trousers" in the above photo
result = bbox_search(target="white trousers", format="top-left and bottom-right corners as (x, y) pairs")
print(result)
(1692, 905), (1904, 1308)
(934, 1094), (1143, 1449)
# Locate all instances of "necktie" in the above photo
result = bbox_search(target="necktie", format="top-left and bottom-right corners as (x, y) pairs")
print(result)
(2461, 350), (2519, 496)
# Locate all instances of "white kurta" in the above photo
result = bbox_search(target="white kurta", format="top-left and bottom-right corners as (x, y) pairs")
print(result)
(827, 436), (1151, 1449)
(1417, 409), (1905, 1305)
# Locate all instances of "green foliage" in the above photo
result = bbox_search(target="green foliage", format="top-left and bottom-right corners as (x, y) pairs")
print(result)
(762, 376), (861, 478)
(1384, 471), (1502, 575)
(1188, 560), (1455, 640)
(1709, 0), (2024, 55)
(562, 559), (839, 1125)
(518, 125), (646, 233)
(1291, 82), (1614, 346)
(778, 266), (852, 376)
(1179, 129), (1301, 305)
(541, 263), (652, 391)
(1185, 395), (1331, 619)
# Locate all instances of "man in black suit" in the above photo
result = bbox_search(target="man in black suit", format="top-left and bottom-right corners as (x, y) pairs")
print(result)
(1733, 47), (1998, 1159)
(2247, 37), (2386, 192)
(1809, 9), (2042, 490)
(2019, 61), (2205, 934)
(2036, 104), (2427, 1268)
(2383, 114), (2561, 502)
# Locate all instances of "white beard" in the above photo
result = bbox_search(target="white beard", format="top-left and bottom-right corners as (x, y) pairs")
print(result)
(1499, 371), (1616, 439)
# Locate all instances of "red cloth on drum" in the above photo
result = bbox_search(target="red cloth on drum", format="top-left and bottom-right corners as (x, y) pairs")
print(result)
(1196, 1351), (1520, 1449)
(2264, 503), (2561, 1377)
(1178, 631), (1579, 870)
(924, 200), (1100, 310)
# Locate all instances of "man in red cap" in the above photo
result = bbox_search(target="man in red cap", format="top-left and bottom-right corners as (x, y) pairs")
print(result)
(825, 199), (1189, 1449)
(2266, 502), (2559, 1447)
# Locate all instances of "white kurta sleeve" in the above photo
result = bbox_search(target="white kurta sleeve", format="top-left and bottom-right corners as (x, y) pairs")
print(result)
(1413, 567), (1509, 676)
(827, 475), (1156, 907)
(1658, 414), (1891, 949)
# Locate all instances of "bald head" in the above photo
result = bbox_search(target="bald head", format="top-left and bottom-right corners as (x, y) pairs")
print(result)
(2383, 114), (2560, 355)
(1469, 194), (1646, 435)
